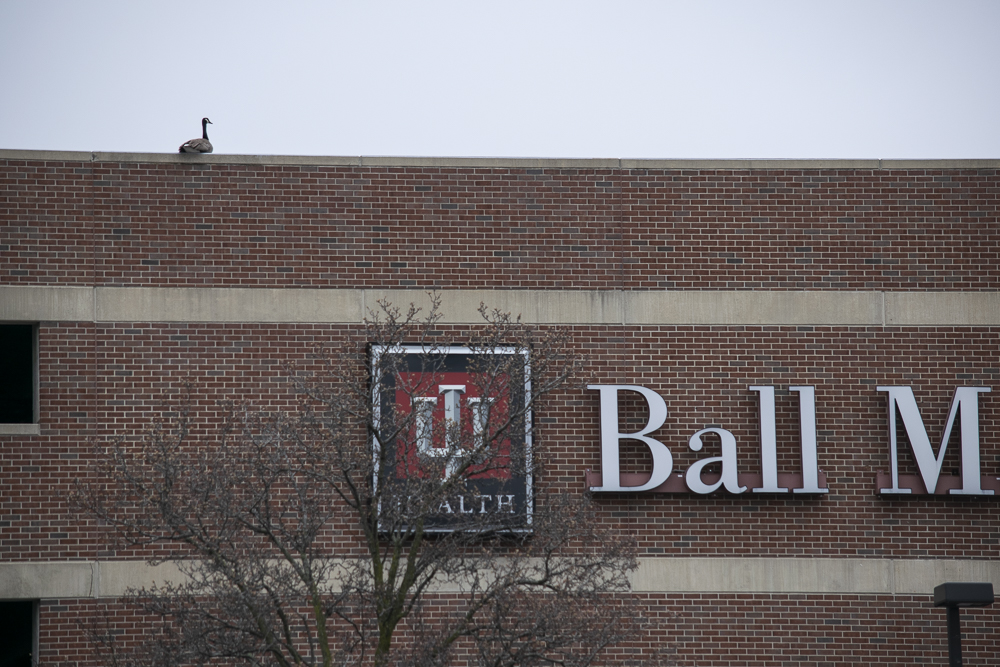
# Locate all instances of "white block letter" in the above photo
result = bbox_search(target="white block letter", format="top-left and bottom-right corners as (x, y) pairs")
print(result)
(877, 386), (992, 495)
(750, 386), (787, 493)
(791, 386), (827, 493)
(588, 385), (673, 492)
(686, 427), (747, 494)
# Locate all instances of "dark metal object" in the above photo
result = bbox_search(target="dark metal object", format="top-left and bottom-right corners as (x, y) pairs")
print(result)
(933, 582), (995, 667)
(934, 582), (995, 608)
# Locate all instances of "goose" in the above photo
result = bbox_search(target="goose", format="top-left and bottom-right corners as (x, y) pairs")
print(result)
(179, 118), (213, 153)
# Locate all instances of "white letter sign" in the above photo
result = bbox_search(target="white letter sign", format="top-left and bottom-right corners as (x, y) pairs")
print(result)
(877, 386), (992, 495)
(686, 427), (746, 494)
(588, 385), (673, 492)
(750, 386), (827, 494)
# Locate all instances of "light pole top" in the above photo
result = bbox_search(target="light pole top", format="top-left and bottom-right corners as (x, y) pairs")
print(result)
(934, 583), (995, 608)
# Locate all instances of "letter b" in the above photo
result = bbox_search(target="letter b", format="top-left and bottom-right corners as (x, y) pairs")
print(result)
(588, 385), (673, 492)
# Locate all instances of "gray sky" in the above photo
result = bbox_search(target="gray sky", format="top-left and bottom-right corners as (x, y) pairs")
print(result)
(1, 0), (998, 159)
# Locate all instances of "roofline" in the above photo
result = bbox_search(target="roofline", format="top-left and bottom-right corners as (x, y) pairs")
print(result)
(1, 148), (998, 170)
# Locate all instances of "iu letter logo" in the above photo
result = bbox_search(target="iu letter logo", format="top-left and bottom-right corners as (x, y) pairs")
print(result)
(370, 345), (532, 531)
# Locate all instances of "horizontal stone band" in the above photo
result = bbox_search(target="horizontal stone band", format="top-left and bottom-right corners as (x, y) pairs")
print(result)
(632, 558), (1000, 595)
(1, 558), (996, 599)
(2, 286), (999, 326)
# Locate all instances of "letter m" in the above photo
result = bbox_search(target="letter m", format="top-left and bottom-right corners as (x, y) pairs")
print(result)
(877, 386), (992, 495)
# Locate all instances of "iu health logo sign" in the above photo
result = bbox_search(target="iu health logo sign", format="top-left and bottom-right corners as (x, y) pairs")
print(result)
(371, 345), (532, 532)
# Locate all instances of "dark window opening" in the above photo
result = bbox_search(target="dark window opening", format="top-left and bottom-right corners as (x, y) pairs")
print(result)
(0, 600), (35, 667)
(0, 325), (35, 424)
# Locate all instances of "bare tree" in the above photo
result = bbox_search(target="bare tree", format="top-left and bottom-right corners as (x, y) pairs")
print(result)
(77, 297), (643, 667)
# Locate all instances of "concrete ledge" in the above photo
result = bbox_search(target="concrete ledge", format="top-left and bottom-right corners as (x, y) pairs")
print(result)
(0, 286), (95, 321)
(0, 562), (96, 599)
(357, 156), (622, 169)
(102, 152), (362, 167)
(97, 560), (187, 597)
(372, 289), (626, 325)
(94, 287), (363, 324)
(1, 558), (995, 599)
(892, 559), (1000, 595)
(0, 423), (41, 436)
(886, 292), (1000, 325)
(632, 558), (891, 594)
(1, 149), (997, 170)
(4, 286), (1000, 326)
(623, 290), (882, 325)
(0, 149), (96, 162)
(0, 561), (186, 599)
(880, 159), (1000, 170)
(630, 557), (1000, 594)
(620, 158), (884, 170)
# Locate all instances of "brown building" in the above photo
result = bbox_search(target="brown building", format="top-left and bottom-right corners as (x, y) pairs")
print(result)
(1, 150), (998, 665)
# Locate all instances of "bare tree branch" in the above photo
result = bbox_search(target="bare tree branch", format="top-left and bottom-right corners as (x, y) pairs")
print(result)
(76, 298), (661, 667)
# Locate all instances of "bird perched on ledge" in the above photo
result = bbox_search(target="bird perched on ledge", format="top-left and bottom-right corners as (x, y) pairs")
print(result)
(179, 117), (213, 153)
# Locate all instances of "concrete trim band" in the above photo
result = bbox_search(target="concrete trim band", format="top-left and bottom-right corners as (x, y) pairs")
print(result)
(2, 558), (996, 600)
(2, 286), (999, 326)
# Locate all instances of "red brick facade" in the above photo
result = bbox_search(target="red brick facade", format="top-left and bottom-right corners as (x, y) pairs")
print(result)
(2, 152), (998, 665)
(3, 160), (998, 290)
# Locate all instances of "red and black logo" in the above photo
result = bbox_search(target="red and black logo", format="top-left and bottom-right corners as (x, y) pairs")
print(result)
(372, 345), (532, 532)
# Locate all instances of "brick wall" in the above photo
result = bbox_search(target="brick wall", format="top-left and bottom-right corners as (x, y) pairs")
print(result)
(2, 154), (998, 666)
(3, 160), (998, 289)
(4, 323), (997, 561)
(35, 595), (1000, 667)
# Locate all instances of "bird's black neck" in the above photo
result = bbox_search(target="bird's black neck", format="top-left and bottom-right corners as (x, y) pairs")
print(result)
(202, 119), (210, 140)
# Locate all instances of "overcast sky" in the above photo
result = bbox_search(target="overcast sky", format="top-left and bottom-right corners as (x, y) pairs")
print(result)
(1, 1), (998, 159)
